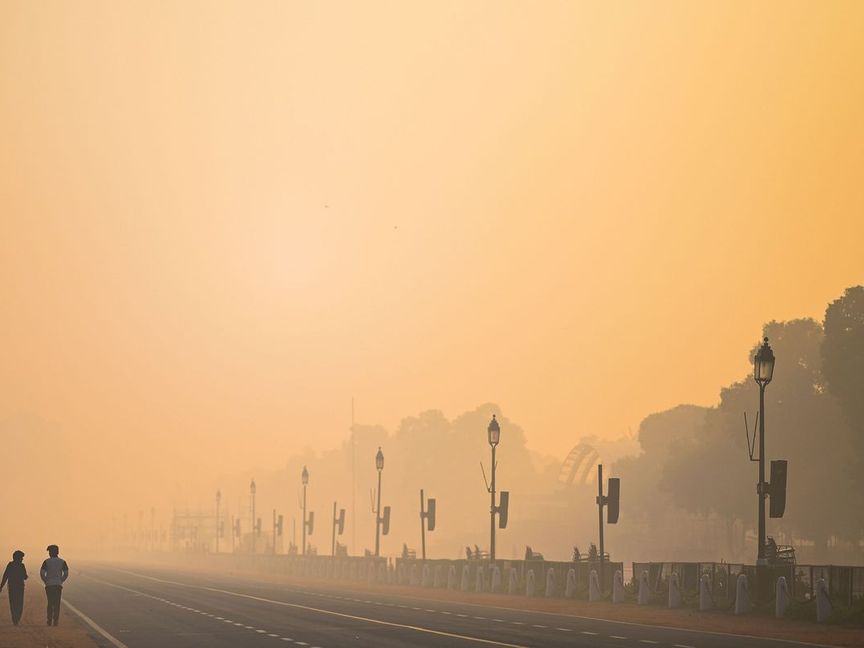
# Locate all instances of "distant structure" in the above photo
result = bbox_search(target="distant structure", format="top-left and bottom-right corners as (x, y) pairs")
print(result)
(558, 443), (601, 487)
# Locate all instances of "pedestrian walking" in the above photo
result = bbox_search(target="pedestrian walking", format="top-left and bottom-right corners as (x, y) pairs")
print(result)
(40, 545), (68, 626)
(0, 550), (28, 625)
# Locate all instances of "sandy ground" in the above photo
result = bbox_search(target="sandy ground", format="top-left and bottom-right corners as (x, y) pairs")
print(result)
(0, 585), (97, 648)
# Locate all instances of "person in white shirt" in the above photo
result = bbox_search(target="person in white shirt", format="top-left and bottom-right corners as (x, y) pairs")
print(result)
(39, 545), (68, 626)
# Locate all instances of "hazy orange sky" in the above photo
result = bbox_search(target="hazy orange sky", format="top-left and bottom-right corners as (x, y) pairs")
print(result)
(2, 0), (863, 494)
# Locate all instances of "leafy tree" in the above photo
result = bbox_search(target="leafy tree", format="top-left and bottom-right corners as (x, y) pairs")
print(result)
(822, 285), (864, 527)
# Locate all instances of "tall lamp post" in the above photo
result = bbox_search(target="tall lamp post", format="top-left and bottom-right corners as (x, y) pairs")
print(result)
(250, 479), (257, 553)
(301, 466), (309, 556)
(488, 415), (500, 561)
(215, 489), (221, 553)
(754, 336), (775, 566)
(374, 447), (384, 557)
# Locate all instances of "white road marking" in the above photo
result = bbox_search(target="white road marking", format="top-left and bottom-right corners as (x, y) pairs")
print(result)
(63, 600), (130, 648)
(110, 569), (535, 648)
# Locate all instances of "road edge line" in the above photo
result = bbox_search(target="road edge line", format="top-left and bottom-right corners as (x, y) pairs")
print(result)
(63, 599), (130, 648)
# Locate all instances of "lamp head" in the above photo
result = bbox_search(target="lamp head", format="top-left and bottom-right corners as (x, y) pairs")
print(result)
(375, 447), (384, 471)
(754, 336), (775, 386)
(488, 414), (501, 447)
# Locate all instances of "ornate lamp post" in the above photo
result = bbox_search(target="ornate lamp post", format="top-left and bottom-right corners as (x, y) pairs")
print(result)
(250, 479), (257, 552)
(215, 489), (221, 553)
(488, 415), (500, 561)
(754, 337), (775, 566)
(374, 448), (384, 557)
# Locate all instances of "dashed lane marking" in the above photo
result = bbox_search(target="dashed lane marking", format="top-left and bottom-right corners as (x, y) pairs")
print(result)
(109, 570), (535, 648)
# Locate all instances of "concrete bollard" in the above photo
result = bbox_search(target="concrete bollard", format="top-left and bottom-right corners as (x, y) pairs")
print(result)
(699, 574), (713, 611)
(816, 578), (832, 623)
(525, 569), (536, 597)
(433, 565), (443, 588)
(775, 576), (789, 618)
(447, 565), (457, 590)
(378, 562), (387, 584)
(422, 564), (432, 588)
(668, 573), (681, 609)
(589, 569), (601, 602)
(475, 566), (485, 593)
(460, 565), (471, 592)
(565, 568), (577, 598)
(367, 563), (376, 585)
(734, 573), (750, 615)
(638, 570), (650, 605)
(491, 566), (502, 593)
(508, 568), (519, 595)
(613, 570), (625, 603)
(545, 568), (556, 598)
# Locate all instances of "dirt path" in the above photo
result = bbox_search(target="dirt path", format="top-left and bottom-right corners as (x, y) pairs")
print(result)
(0, 585), (98, 648)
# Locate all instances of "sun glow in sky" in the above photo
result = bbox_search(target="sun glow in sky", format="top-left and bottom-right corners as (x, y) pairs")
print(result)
(2, 2), (863, 532)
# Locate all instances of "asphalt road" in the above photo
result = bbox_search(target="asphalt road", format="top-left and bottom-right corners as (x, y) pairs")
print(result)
(63, 564), (825, 648)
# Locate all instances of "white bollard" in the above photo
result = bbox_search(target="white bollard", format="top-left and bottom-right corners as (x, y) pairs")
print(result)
(491, 566), (502, 592)
(638, 570), (650, 605)
(775, 576), (789, 618)
(367, 563), (376, 585)
(589, 569), (601, 602)
(409, 564), (419, 587)
(475, 566), (485, 593)
(613, 570), (625, 603)
(734, 573), (750, 615)
(397, 563), (405, 585)
(668, 573), (681, 609)
(816, 578), (832, 623)
(508, 568), (519, 595)
(565, 568), (577, 598)
(433, 564), (443, 588)
(545, 568), (556, 598)
(460, 565), (471, 592)
(525, 569), (536, 597)
(447, 565), (457, 590)
(699, 574), (713, 611)
(378, 562), (387, 584)
(424, 564), (434, 587)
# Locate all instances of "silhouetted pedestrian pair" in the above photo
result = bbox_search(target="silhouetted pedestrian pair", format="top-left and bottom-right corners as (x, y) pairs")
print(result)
(0, 545), (69, 626)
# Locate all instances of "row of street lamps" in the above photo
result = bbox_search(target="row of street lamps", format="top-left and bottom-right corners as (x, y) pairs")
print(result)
(210, 335), (781, 574)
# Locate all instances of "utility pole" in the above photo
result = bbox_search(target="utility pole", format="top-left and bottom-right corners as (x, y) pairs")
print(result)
(595, 464), (620, 591)
(419, 490), (436, 561)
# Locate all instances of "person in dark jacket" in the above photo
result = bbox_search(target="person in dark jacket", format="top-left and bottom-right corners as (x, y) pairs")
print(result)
(40, 545), (68, 626)
(0, 550), (28, 625)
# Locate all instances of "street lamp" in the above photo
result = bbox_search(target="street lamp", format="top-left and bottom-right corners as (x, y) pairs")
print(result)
(250, 479), (257, 552)
(215, 489), (221, 553)
(754, 337), (775, 567)
(488, 415), (500, 561)
(301, 466), (309, 556)
(375, 447), (384, 556)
